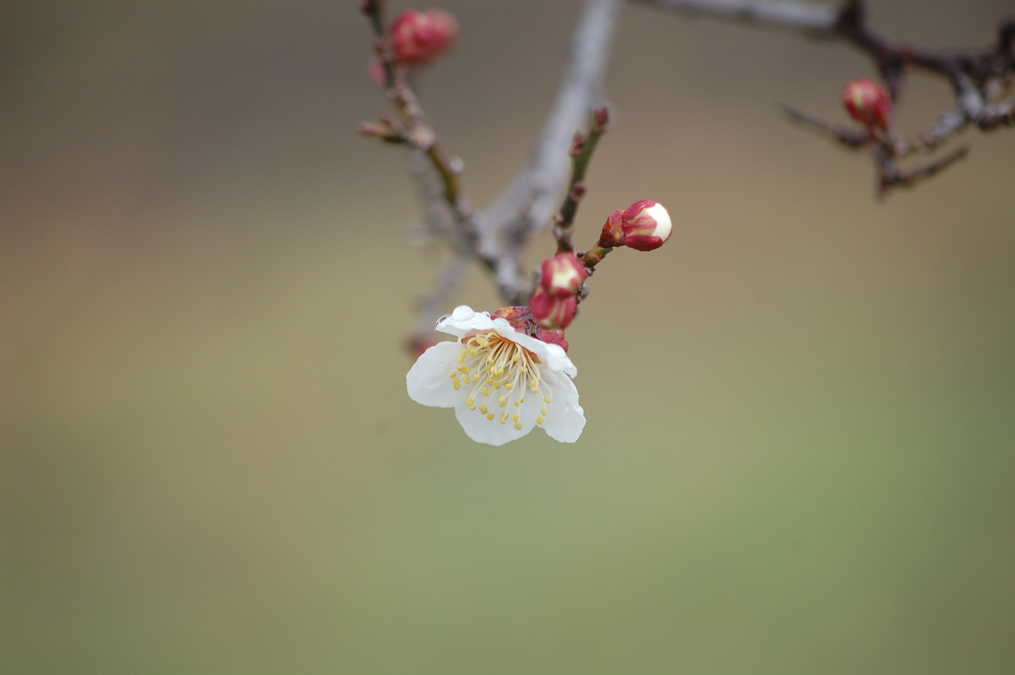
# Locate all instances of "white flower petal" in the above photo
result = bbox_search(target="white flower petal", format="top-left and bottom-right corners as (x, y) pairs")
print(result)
(509, 332), (577, 377)
(406, 341), (461, 408)
(454, 402), (538, 446)
(538, 370), (586, 443)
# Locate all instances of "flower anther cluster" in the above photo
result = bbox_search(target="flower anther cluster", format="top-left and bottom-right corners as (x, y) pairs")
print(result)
(599, 200), (672, 252)
(529, 252), (588, 330)
(842, 78), (892, 132)
(406, 306), (585, 446)
(389, 8), (457, 67)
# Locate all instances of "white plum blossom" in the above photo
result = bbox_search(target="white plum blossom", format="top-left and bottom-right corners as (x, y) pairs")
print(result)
(406, 305), (585, 446)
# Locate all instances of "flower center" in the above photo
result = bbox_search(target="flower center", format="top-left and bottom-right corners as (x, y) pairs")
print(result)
(448, 331), (553, 429)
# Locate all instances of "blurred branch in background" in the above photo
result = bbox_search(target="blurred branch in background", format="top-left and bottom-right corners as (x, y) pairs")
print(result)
(480, 0), (622, 274)
(360, 0), (1015, 349)
(361, 0), (622, 350)
(642, 0), (1014, 193)
(635, 0), (837, 31)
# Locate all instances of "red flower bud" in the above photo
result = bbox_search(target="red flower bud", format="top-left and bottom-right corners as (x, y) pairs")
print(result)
(529, 287), (577, 330)
(599, 200), (672, 252)
(389, 8), (457, 67)
(842, 78), (892, 131)
(540, 252), (588, 297)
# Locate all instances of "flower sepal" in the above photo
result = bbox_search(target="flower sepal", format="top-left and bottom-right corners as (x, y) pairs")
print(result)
(529, 287), (578, 330)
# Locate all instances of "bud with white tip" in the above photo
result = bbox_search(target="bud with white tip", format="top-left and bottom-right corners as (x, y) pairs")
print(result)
(540, 252), (588, 297)
(599, 200), (672, 252)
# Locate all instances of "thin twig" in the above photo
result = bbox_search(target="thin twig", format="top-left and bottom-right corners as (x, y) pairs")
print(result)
(553, 107), (610, 253)
(781, 104), (872, 147)
(644, 0), (1015, 149)
(360, 2), (517, 299)
(877, 146), (969, 197)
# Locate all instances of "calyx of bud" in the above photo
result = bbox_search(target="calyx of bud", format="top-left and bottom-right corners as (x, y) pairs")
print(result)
(528, 288), (577, 330)
(389, 9), (457, 67)
(491, 305), (534, 335)
(599, 200), (672, 252)
(534, 328), (569, 353)
(540, 252), (588, 297)
(842, 78), (892, 131)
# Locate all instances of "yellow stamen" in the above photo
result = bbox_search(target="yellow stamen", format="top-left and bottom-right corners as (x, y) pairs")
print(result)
(454, 330), (555, 431)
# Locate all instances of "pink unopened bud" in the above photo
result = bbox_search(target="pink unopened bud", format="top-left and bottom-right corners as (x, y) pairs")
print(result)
(529, 287), (577, 330)
(389, 8), (457, 67)
(842, 78), (892, 131)
(540, 252), (588, 297)
(599, 200), (672, 252)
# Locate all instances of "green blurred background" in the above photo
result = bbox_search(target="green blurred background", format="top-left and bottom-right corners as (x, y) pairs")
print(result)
(2, 1), (1014, 673)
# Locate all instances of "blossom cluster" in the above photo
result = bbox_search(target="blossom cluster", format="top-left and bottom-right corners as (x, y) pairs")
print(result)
(373, 7), (678, 446)
(408, 200), (673, 446)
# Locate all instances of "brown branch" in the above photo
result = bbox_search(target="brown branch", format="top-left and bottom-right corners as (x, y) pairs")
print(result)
(642, 0), (1015, 193)
(781, 104), (872, 147)
(638, 0), (1015, 91)
(359, 2), (528, 305)
(363, 0), (623, 338)
(835, 2), (1015, 97)
(876, 146), (969, 197)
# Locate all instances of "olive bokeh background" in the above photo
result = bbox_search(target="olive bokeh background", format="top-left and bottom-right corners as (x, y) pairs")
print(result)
(2, 1), (1014, 673)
